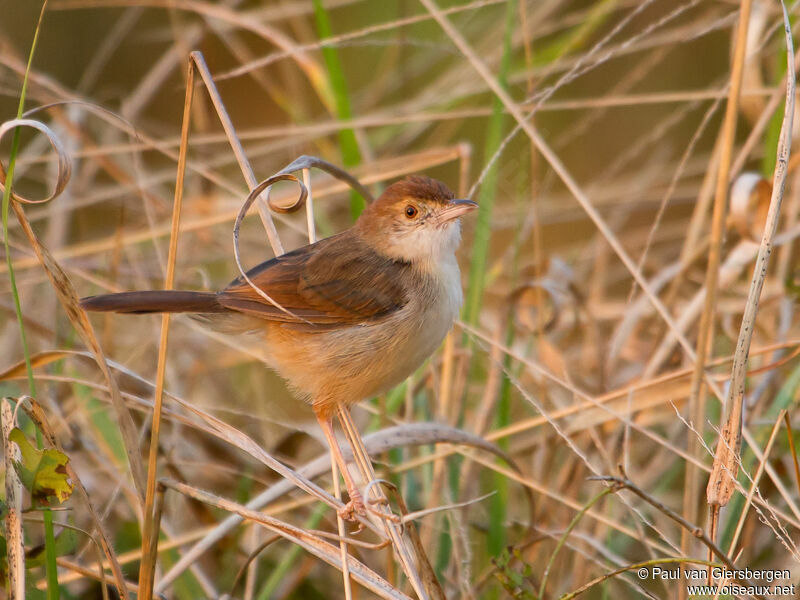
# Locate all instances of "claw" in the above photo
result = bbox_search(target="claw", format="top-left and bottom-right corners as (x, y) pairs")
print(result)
(338, 488), (366, 522)
(366, 503), (402, 523)
(361, 479), (403, 523)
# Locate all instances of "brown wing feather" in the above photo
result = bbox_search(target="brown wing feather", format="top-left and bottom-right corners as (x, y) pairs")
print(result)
(218, 231), (409, 327)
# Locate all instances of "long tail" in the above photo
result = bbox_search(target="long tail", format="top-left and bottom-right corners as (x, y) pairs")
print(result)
(80, 290), (226, 314)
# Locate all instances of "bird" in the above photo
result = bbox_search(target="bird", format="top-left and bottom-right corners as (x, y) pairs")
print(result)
(81, 175), (477, 519)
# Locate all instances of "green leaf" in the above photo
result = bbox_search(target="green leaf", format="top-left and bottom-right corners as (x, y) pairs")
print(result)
(8, 428), (74, 504)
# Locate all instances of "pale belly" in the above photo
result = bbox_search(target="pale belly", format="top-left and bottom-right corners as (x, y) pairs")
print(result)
(262, 260), (462, 415)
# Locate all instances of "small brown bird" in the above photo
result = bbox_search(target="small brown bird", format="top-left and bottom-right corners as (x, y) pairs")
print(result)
(81, 175), (477, 518)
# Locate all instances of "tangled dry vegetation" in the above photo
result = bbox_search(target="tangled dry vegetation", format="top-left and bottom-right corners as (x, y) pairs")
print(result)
(1, 0), (800, 598)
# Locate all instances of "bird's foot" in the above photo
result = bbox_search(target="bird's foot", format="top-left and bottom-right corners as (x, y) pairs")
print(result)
(366, 496), (402, 523)
(338, 488), (366, 522)
(337, 482), (403, 524)
(361, 481), (403, 524)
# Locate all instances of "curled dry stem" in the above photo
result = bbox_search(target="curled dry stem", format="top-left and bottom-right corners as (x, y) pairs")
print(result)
(232, 155), (374, 323)
(0, 115), (141, 600)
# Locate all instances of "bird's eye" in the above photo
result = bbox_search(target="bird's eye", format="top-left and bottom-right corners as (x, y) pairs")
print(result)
(404, 205), (418, 218)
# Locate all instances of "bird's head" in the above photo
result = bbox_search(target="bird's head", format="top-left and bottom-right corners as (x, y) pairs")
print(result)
(356, 175), (477, 264)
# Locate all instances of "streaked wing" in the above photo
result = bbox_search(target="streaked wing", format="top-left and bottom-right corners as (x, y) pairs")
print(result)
(218, 232), (409, 327)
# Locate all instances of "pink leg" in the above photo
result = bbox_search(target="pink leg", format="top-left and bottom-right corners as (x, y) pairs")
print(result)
(315, 411), (365, 521)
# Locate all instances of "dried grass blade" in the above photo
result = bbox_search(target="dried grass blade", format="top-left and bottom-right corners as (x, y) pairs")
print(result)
(383, 482), (446, 600)
(726, 410), (785, 556)
(595, 476), (737, 571)
(188, 51), (284, 255)
(52, 0), (334, 110)
(1, 146), (460, 276)
(416, 0), (721, 398)
(172, 395), (366, 525)
(331, 458), (353, 600)
(278, 154), (374, 204)
(683, 0), (753, 564)
(706, 0), (795, 513)
(303, 168), (316, 243)
(232, 155), (374, 321)
(160, 479), (413, 600)
(560, 558), (720, 600)
(232, 173), (310, 321)
(157, 422), (522, 592)
(337, 408), (433, 600)
(784, 413), (800, 499)
(3, 400), (24, 600)
(23, 398), (132, 600)
(137, 54), (195, 600)
(0, 351), (73, 380)
(0, 119), (146, 502)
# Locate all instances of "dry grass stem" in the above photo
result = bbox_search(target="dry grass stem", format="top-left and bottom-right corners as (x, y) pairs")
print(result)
(136, 53), (195, 600)
(2, 400), (24, 600)
(707, 0), (795, 527)
(337, 407), (433, 600)
(726, 409), (786, 557)
(686, 4), (754, 561)
(23, 399), (131, 599)
(159, 478), (414, 600)
(0, 119), (146, 503)
(4, 2), (800, 597)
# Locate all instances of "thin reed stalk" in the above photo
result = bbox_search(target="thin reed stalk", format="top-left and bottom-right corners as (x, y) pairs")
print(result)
(137, 54), (195, 600)
(1, 3), (60, 596)
(683, 0), (752, 570)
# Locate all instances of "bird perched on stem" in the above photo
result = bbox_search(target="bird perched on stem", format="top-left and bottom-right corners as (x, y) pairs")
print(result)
(81, 175), (477, 519)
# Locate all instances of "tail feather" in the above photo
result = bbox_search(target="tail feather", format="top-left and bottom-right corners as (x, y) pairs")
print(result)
(80, 290), (226, 314)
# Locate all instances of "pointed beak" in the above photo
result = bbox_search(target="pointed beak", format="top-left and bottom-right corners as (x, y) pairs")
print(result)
(438, 198), (478, 223)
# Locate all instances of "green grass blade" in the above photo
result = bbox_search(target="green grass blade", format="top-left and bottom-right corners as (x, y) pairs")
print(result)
(462, 0), (516, 330)
(539, 486), (615, 599)
(311, 0), (365, 218)
(1, 2), (60, 598)
(533, 0), (617, 66)
(463, 0), (616, 329)
(453, 2), (516, 586)
(487, 324), (514, 558)
(257, 503), (326, 599)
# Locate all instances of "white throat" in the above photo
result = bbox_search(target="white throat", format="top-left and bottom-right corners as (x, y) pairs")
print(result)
(384, 220), (462, 267)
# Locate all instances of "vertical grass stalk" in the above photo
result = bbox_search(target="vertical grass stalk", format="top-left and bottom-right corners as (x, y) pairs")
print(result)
(1, 2), (59, 598)
(311, 0), (365, 218)
(462, 0), (516, 332)
(137, 57), (195, 600)
(487, 322), (514, 559)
